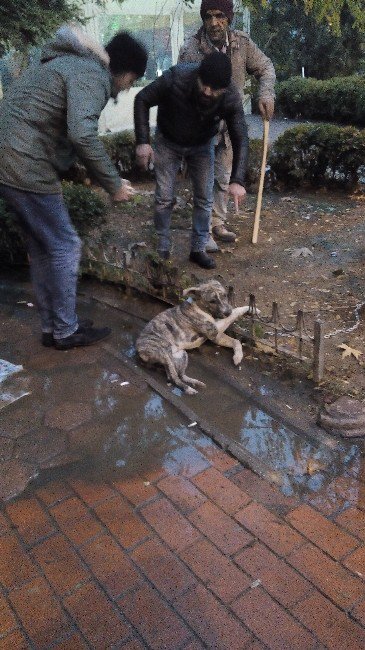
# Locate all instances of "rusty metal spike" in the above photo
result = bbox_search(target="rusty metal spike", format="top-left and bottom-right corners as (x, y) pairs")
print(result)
(296, 310), (305, 358)
(228, 285), (236, 307)
(272, 302), (279, 323)
(249, 294), (256, 314)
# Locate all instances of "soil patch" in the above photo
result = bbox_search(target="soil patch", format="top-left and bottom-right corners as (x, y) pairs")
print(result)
(86, 179), (365, 405)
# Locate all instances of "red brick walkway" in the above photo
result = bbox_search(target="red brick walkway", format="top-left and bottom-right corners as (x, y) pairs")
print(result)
(1, 446), (365, 649)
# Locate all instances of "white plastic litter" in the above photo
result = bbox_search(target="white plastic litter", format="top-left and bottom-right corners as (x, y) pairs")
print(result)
(0, 360), (23, 383)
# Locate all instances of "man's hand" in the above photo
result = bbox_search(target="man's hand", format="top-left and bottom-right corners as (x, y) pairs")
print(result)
(136, 144), (154, 170)
(258, 98), (275, 121)
(229, 183), (247, 213)
(113, 179), (136, 202)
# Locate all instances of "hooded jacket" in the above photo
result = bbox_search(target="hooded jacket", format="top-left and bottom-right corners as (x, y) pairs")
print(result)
(134, 64), (248, 187)
(0, 25), (121, 195)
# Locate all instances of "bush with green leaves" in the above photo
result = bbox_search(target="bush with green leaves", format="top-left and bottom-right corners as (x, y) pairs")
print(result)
(100, 130), (137, 176)
(269, 123), (365, 189)
(61, 182), (107, 236)
(0, 197), (25, 264)
(276, 76), (365, 126)
(0, 183), (108, 266)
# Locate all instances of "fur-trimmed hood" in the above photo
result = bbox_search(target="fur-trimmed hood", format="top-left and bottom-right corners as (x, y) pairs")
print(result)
(41, 23), (110, 68)
(0, 22), (121, 195)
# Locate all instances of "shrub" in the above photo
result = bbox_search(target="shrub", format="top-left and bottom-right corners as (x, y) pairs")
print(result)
(276, 76), (365, 126)
(269, 124), (365, 190)
(0, 197), (26, 264)
(100, 129), (136, 175)
(61, 182), (107, 237)
(0, 183), (108, 266)
(246, 138), (266, 189)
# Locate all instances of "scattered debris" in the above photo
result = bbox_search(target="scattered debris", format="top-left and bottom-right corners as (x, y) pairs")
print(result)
(337, 343), (362, 361)
(289, 247), (314, 258)
(251, 579), (262, 588)
(0, 360), (23, 382)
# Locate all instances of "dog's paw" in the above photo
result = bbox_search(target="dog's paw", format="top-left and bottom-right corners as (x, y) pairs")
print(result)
(233, 349), (243, 366)
(190, 379), (206, 388)
(185, 386), (198, 395)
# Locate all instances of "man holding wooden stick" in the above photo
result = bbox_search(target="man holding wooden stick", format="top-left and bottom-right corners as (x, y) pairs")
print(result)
(179, 0), (275, 250)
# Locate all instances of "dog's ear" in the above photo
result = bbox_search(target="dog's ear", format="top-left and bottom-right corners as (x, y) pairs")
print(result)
(183, 287), (201, 298)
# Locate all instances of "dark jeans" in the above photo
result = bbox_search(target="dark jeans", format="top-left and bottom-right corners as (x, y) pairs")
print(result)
(153, 131), (214, 252)
(0, 184), (81, 339)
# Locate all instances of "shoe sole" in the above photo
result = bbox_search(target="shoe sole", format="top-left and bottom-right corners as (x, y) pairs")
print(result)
(54, 331), (111, 351)
(42, 319), (94, 347)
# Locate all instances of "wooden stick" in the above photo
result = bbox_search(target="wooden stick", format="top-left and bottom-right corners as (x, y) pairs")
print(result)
(252, 119), (270, 244)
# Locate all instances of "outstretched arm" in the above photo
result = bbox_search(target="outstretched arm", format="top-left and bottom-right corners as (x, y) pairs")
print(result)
(134, 72), (171, 169)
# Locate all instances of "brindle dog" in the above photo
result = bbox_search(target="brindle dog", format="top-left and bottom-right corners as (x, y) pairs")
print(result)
(136, 280), (252, 394)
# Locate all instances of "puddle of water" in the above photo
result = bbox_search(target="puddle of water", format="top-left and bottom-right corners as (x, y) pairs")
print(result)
(97, 392), (209, 477)
(1, 276), (364, 505)
(191, 372), (363, 497)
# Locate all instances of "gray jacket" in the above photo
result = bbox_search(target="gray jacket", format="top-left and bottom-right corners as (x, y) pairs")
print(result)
(0, 25), (121, 194)
(179, 27), (276, 104)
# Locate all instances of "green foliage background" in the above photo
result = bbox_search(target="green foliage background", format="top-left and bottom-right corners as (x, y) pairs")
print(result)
(269, 124), (365, 189)
(0, 183), (107, 266)
(276, 76), (365, 123)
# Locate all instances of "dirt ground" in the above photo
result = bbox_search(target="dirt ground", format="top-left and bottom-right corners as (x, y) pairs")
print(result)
(86, 176), (365, 405)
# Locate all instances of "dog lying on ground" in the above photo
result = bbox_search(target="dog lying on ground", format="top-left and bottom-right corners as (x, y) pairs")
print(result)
(136, 280), (252, 394)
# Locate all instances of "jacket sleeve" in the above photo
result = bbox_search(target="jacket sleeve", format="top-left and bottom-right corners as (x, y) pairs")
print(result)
(66, 69), (121, 195)
(222, 86), (249, 187)
(134, 72), (172, 145)
(178, 37), (200, 63)
(245, 35), (276, 102)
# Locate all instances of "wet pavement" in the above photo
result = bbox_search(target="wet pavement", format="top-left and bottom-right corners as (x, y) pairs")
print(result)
(1, 272), (365, 649)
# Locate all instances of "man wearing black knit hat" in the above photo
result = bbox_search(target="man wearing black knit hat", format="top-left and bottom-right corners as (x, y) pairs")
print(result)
(179, 0), (276, 250)
(134, 51), (248, 270)
(0, 26), (147, 349)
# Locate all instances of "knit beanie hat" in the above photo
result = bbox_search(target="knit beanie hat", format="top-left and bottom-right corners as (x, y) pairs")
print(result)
(198, 51), (232, 89)
(200, 0), (234, 24)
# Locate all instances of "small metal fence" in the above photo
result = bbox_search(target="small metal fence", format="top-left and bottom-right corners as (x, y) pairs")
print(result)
(228, 288), (325, 383)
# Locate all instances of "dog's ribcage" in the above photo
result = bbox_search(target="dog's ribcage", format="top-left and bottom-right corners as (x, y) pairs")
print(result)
(136, 301), (217, 357)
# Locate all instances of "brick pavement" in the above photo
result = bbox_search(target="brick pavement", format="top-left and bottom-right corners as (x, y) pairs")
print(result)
(1, 449), (365, 649)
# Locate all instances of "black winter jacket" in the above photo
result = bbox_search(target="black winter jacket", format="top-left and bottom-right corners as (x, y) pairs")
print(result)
(134, 64), (248, 187)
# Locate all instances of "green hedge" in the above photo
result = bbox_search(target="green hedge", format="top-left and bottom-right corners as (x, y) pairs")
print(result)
(100, 130), (137, 176)
(0, 183), (107, 266)
(67, 130), (263, 188)
(269, 123), (365, 190)
(276, 76), (365, 126)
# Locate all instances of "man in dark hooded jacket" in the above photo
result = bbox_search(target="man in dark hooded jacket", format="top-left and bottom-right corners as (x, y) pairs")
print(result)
(134, 51), (248, 270)
(0, 25), (147, 349)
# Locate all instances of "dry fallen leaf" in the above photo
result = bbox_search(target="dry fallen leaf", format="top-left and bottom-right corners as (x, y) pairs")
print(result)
(338, 343), (363, 361)
(291, 247), (314, 258)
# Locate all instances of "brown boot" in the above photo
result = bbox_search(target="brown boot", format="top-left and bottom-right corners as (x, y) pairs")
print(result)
(212, 225), (236, 243)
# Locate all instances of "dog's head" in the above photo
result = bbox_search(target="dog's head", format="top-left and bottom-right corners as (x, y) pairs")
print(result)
(183, 280), (232, 318)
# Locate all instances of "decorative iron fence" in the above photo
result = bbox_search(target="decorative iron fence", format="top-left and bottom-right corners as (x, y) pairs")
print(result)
(227, 287), (325, 383)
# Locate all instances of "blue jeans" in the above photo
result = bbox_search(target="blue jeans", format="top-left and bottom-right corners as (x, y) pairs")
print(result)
(0, 184), (81, 339)
(153, 131), (214, 252)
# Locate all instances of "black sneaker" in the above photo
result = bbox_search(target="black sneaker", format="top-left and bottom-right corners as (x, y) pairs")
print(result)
(189, 251), (216, 270)
(157, 250), (170, 261)
(42, 319), (94, 347)
(54, 326), (111, 351)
